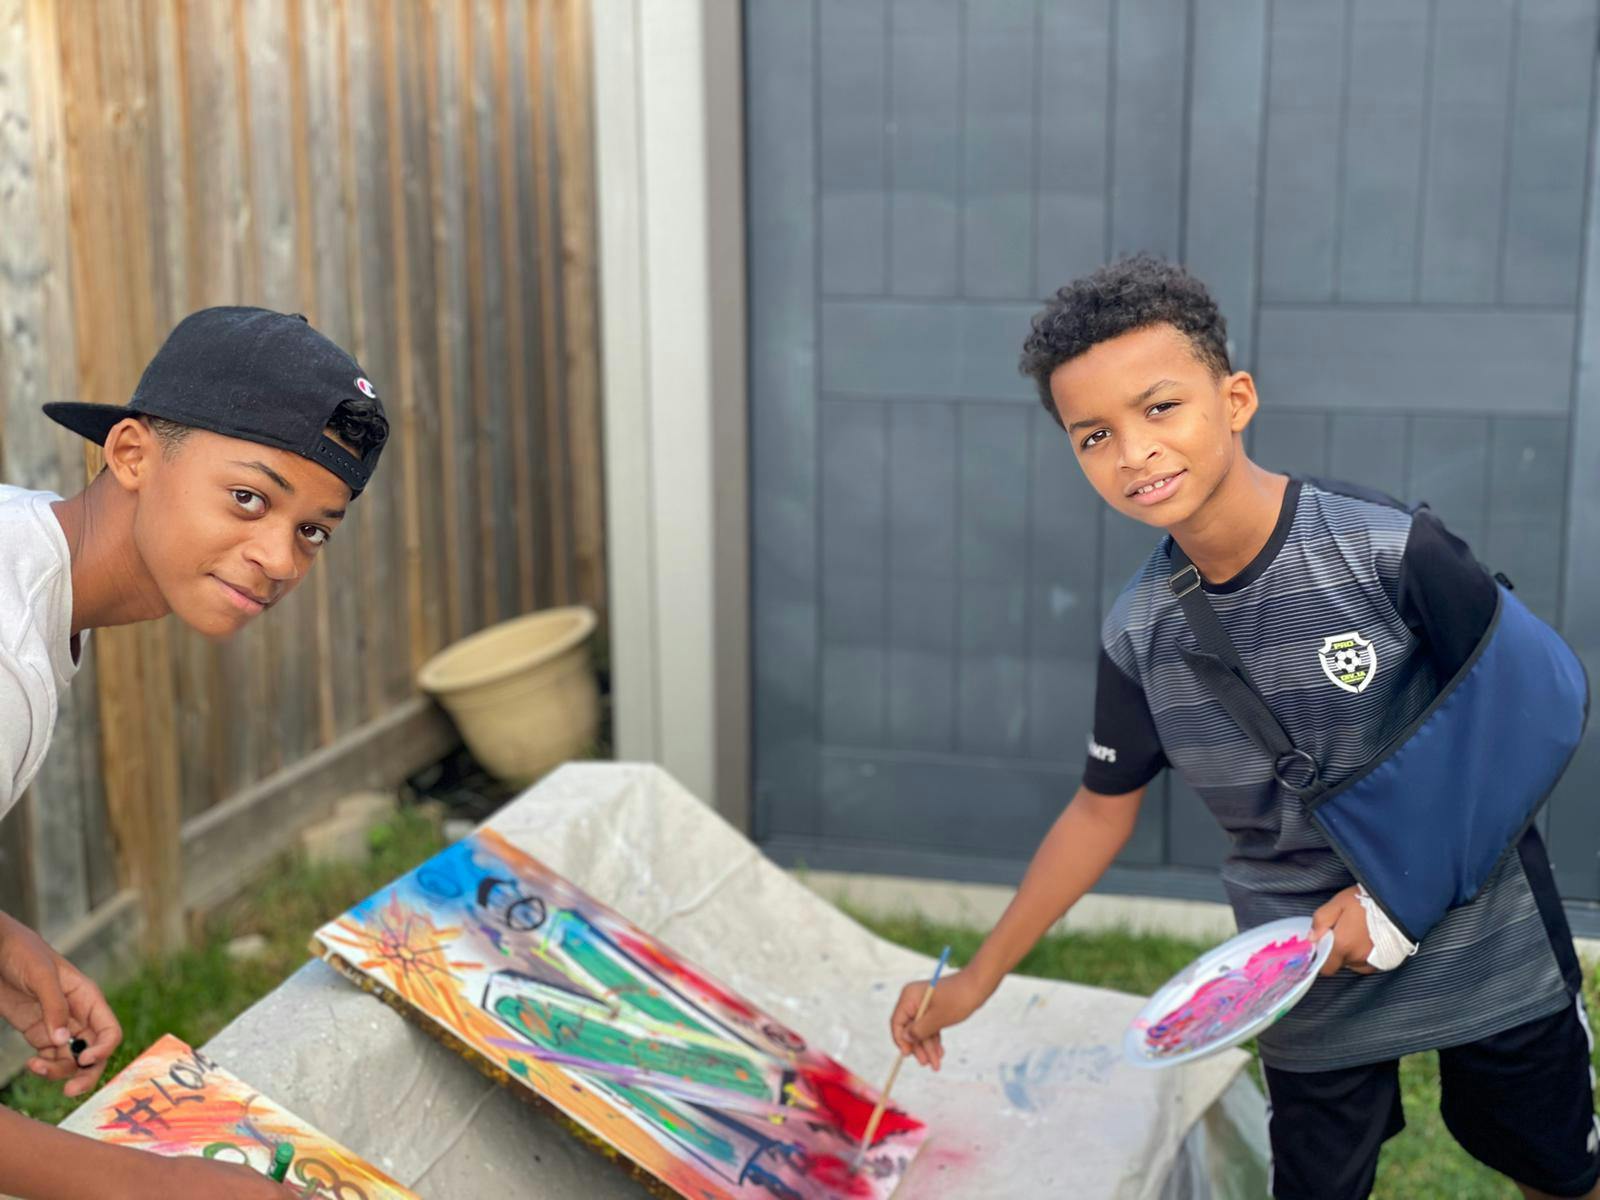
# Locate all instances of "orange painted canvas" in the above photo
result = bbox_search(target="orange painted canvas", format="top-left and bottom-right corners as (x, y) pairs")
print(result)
(67, 1033), (418, 1198)
(313, 829), (927, 1199)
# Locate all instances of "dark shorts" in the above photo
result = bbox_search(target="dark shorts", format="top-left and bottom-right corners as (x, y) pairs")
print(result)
(1263, 993), (1600, 1199)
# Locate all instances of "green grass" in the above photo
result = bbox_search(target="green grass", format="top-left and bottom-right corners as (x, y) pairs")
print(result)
(1, 807), (446, 1125)
(854, 909), (1600, 1200)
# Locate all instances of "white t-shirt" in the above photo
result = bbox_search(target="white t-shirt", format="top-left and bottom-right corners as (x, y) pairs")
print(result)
(0, 485), (83, 822)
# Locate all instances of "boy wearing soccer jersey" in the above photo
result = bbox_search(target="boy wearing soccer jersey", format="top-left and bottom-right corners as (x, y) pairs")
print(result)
(888, 257), (1598, 1200)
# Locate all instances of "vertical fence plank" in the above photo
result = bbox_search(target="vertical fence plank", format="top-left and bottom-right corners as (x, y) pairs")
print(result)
(301, 0), (365, 739)
(494, 0), (537, 614)
(340, 0), (395, 718)
(526, 0), (567, 607)
(284, 0), (338, 747)
(472, 0), (516, 624)
(243, 0), (309, 773)
(394, 0), (447, 663)
(51, 0), (111, 911)
(380, 0), (428, 674)
(0, 0), (47, 929)
(459, 0), (500, 628)
(56, 0), (183, 952)
(148, 0), (217, 819)
(552, 0), (604, 619)
(508, 0), (550, 607)
(182, 0), (261, 802)
(425, 0), (475, 645)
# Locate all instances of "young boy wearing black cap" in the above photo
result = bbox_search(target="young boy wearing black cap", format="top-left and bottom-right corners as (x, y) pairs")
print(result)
(0, 307), (388, 1198)
(888, 258), (1598, 1200)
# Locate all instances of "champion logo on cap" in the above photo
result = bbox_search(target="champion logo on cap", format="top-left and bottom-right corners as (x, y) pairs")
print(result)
(355, 377), (378, 399)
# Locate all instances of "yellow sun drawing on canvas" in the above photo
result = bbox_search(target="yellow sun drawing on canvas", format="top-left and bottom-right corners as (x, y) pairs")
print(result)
(321, 894), (483, 1023)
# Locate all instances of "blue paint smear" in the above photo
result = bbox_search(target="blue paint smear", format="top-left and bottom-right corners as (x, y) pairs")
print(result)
(346, 837), (496, 922)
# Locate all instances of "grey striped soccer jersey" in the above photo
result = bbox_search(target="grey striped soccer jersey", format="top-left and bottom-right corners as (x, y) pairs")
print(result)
(1084, 477), (1572, 1072)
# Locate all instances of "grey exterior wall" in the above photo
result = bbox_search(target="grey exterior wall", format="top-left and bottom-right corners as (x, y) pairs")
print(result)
(748, 0), (1600, 922)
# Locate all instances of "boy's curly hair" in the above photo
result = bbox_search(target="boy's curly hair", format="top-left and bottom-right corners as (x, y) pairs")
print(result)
(1019, 254), (1231, 425)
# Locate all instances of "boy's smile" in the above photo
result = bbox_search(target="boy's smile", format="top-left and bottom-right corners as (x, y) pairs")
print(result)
(1126, 468), (1187, 507)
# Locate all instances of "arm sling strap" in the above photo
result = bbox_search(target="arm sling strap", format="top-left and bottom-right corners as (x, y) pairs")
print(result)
(1164, 531), (1589, 945)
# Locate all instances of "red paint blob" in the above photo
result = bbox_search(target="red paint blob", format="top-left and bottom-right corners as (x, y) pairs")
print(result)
(612, 931), (760, 1021)
(805, 1153), (878, 1198)
(801, 1064), (924, 1146)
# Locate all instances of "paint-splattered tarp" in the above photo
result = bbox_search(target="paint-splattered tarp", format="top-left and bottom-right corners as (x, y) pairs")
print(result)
(313, 825), (926, 1199)
(58, 1033), (418, 1197)
(206, 763), (1250, 1198)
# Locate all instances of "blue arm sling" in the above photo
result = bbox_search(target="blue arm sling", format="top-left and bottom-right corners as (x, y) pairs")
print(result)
(1165, 537), (1588, 945)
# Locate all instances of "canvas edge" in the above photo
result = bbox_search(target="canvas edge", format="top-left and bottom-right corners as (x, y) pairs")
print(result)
(311, 939), (687, 1200)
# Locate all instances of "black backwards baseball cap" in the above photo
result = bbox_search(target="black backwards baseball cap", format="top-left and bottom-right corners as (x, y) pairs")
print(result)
(43, 306), (388, 497)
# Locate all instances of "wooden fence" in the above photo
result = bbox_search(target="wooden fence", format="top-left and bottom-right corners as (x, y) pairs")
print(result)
(0, 0), (604, 974)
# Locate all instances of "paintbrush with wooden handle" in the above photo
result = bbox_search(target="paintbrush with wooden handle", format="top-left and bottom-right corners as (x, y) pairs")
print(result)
(851, 945), (952, 1173)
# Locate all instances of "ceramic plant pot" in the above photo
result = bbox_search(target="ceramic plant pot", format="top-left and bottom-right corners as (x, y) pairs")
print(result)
(417, 606), (599, 784)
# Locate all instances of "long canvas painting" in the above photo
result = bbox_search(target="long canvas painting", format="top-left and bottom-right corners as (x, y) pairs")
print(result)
(313, 829), (927, 1199)
(61, 1033), (419, 1197)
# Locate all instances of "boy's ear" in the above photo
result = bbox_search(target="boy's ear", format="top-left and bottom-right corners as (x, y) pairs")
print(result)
(102, 417), (159, 491)
(1224, 370), (1260, 434)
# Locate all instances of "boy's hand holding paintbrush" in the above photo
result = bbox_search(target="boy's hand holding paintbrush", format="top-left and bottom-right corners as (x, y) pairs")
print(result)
(886, 783), (1147, 1069)
(889, 968), (989, 1072)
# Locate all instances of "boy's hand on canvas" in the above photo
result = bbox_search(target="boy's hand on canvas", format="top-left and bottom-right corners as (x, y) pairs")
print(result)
(125, 1154), (299, 1198)
(0, 911), (122, 1096)
(1310, 886), (1377, 977)
(891, 970), (986, 1071)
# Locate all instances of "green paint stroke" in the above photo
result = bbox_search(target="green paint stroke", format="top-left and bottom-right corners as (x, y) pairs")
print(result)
(494, 995), (769, 1100)
(605, 1082), (738, 1164)
(552, 913), (709, 1035)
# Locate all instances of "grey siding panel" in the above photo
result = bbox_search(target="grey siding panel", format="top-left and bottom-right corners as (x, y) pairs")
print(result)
(1261, 0), (1346, 302)
(749, 0), (820, 840)
(1250, 412), (1330, 479)
(1338, 0), (1429, 303)
(1100, 510), (1160, 613)
(1418, 0), (1516, 304)
(820, 401), (888, 747)
(888, 0), (961, 298)
(1184, 0), (1267, 368)
(958, 406), (1030, 756)
(1253, 307), (1578, 414)
(1098, 501), (1166, 867)
(749, 0), (1596, 905)
(1109, 0), (1186, 259)
(1406, 416), (1491, 554)
(819, 0), (886, 296)
(1484, 417), (1568, 624)
(819, 750), (1070, 853)
(1028, 407), (1100, 760)
(1117, 772), (1166, 866)
(1552, 53), (1600, 902)
(821, 300), (1036, 399)
(961, 0), (1036, 299)
(1327, 414), (1409, 500)
(1502, 0), (1598, 306)
(1034, 0), (1111, 295)
(888, 403), (958, 750)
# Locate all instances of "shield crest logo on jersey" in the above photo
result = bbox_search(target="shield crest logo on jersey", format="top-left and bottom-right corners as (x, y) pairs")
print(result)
(1318, 631), (1378, 694)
